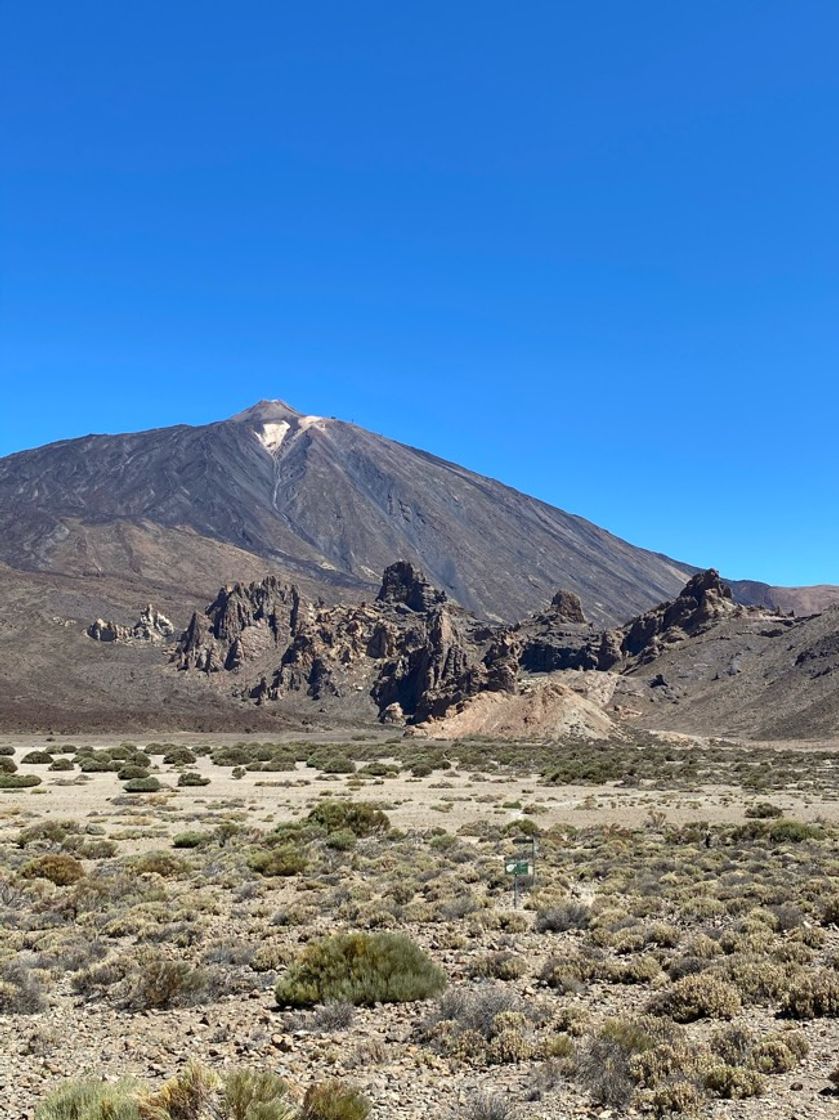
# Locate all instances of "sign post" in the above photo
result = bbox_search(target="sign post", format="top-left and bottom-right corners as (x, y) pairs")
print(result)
(505, 853), (533, 908)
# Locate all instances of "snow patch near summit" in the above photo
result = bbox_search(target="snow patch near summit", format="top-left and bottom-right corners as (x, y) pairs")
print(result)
(255, 421), (291, 454)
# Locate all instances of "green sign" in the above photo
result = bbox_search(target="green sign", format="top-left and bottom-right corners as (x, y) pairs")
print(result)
(505, 859), (531, 876)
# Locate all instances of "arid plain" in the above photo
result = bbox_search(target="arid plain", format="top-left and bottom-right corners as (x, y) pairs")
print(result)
(3, 729), (839, 1119)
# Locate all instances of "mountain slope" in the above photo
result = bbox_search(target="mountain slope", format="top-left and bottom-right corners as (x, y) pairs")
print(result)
(0, 399), (695, 625)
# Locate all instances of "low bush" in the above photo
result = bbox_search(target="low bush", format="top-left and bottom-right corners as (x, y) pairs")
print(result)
(34, 1066), (360, 1120)
(123, 777), (162, 793)
(21, 750), (53, 764)
(249, 845), (307, 877)
(275, 932), (445, 1007)
(119, 954), (222, 1011)
(117, 765), (149, 781)
(312, 1000), (355, 1031)
(461, 1095), (518, 1120)
(299, 1082), (369, 1120)
(178, 771), (211, 787)
(133, 851), (188, 877)
(34, 1079), (142, 1120)
(469, 951), (527, 981)
(780, 970), (839, 1018)
(648, 973), (741, 1022)
(21, 854), (85, 886)
(162, 747), (197, 766)
(535, 901), (591, 932)
(0, 961), (48, 1014)
(306, 800), (390, 837)
(0, 773), (41, 789)
(172, 831), (211, 849)
(744, 801), (783, 819)
(222, 1068), (294, 1120)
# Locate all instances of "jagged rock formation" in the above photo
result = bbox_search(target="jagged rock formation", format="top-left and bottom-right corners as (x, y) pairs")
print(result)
(171, 562), (775, 735)
(175, 562), (500, 725)
(617, 569), (741, 664)
(176, 577), (301, 672)
(87, 605), (176, 644)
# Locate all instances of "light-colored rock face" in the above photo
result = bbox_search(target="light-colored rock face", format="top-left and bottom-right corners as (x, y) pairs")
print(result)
(87, 604), (176, 644)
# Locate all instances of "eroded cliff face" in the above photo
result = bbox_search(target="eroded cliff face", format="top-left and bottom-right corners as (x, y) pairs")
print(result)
(173, 562), (502, 724)
(170, 561), (762, 733)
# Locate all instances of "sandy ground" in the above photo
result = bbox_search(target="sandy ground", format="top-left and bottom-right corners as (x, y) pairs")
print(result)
(3, 733), (839, 844)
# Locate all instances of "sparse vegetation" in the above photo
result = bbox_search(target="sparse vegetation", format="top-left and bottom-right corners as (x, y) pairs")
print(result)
(2, 732), (839, 1118)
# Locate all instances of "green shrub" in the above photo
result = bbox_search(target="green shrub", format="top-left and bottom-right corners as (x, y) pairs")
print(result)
(704, 1064), (764, 1099)
(124, 777), (162, 793)
(300, 1081), (370, 1120)
(324, 828), (357, 851)
(275, 932), (446, 1007)
(173, 831), (210, 849)
(78, 751), (125, 772)
(306, 800), (390, 837)
(311, 754), (355, 774)
(0, 773), (41, 789)
(133, 851), (188, 877)
(21, 750), (53, 764)
(178, 770), (211, 787)
(0, 756), (16, 773)
(117, 765), (150, 781)
(49, 758), (74, 771)
(249, 844), (307, 877)
(17, 819), (77, 847)
(469, 952), (527, 981)
(143, 1062), (217, 1118)
(648, 973), (741, 1022)
(163, 747), (197, 766)
(34, 1079), (141, 1120)
(780, 970), (839, 1018)
(21, 854), (85, 886)
(222, 1069), (294, 1120)
(768, 819), (824, 843)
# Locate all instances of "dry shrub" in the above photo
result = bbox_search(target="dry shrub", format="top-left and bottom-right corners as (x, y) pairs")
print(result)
(780, 969), (839, 1018)
(299, 1081), (369, 1120)
(648, 973), (741, 1022)
(20, 854), (84, 886)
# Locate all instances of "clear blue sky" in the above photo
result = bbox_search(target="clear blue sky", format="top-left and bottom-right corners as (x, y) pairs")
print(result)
(2, 2), (837, 586)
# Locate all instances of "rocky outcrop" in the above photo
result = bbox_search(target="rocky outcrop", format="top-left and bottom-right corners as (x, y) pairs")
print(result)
(376, 561), (447, 613)
(549, 589), (587, 624)
(618, 569), (739, 664)
(175, 577), (301, 672)
(173, 562), (496, 723)
(514, 587), (608, 673)
(169, 563), (769, 732)
(87, 604), (175, 644)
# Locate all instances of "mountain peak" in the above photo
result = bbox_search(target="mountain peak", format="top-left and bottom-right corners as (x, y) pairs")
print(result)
(230, 400), (302, 423)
